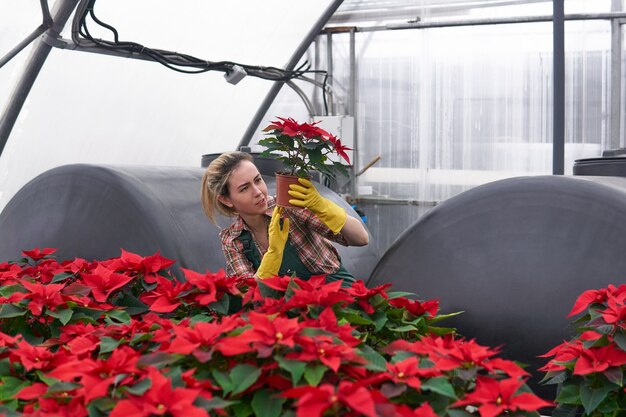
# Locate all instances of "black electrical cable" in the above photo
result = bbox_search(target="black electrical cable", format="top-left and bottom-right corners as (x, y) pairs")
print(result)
(74, 2), (330, 82)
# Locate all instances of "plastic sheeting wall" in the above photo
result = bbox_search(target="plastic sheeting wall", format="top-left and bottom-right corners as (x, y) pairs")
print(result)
(0, 0), (335, 212)
(260, 1), (619, 251)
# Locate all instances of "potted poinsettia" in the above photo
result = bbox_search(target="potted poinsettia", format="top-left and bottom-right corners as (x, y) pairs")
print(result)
(258, 117), (352, 207)
(540, 284), (626, 417)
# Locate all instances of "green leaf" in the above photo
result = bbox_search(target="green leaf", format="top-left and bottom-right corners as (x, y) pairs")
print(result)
(257, 280), (284, 300)
(386, 291), (417, 299)
(99, 336), (122, 354)
(0, 359), (11, 377)
(391, 351), (416, 363)
(104, 309), (131, 324)
(603, 367), (623, 386)
(427, 326), (458, 336)
(421, 377), (458, 399)
(114, 293), (148, 316)
(194, 397), (237, 411)
(36, 370), (61, 386)
(46, 308), (73, 325)
(0, 285), (24, 297)
(87, 397), (116, 415)
(388, 324), (418, 332)
(129, 333), (152, 345)
(48, 381), (82, 393)
(190, 314), (213, 324)
(230, 364), (262, 396)
(0, 377), (29, 401)
(304, 364), (327, 386)
(359, 344), (387, 372)
(342, 311), (373, 325)
(580, 380), (615, 414)
(212, 370), (233, 395)
(613, 331), (626, 352)
(251, 389), (286, 417)
(208, 296), (230, 315)
(541, 370), (567, 385)
(232, 401), (253, 417)
(51, 272), (75, 283)
(0, 304), (26, 318)
(429, 311), (464, 322)
(447, 410), (475, 417)
(371, 311), (388, 332)
(551, 404), (582, 417)
(0, 405), (21, 417)
(72, 307), (104, 321)
(276, 357), (306, 385)
(195, 396), (238, 411)
(136, 352), (179, 368)
(125, 378), (152, 395)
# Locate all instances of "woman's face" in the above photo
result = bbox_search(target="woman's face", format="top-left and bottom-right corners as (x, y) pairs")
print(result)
(220, 160), (269, 216)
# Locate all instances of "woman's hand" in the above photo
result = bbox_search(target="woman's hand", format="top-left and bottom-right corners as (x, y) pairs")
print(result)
(288, 178), (347, 234)
(256, 207), (290, 279)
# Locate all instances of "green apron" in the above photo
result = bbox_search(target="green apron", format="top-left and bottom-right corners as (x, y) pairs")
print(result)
(238, 230), (355, 286)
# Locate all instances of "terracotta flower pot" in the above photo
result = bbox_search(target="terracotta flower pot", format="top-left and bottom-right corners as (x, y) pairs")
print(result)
(275, 173), (307, 208)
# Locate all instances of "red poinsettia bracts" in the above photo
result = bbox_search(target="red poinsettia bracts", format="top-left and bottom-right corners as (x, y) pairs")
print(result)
(567, 283), (626, 317)
(0, 247), (553, 417)
(109, 368), (210, 417)
(22, 247), (57, 261)
(452, 377), (551, 417)
(327, 133), (352, 164)
(80, 264), (134, 303)
(259, 116), (351, 177)
(542, 283), (626, 416)
(283, 381), (378, 417)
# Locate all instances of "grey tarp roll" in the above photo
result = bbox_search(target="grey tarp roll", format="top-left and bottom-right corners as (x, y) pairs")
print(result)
(0, 164), (379, 282)
(369, 175), (626, 397)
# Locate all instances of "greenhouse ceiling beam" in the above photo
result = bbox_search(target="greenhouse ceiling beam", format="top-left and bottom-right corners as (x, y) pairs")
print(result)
(553, 0), (564, 175)
(0, 0), (79, 158)
(322, 12), (626, 33)
(0, 0), (52, 69)
(238, 0), (346, 150)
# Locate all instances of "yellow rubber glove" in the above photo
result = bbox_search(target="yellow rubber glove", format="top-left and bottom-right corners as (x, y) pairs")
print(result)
(288, 178), (347, 234)
(256, 207), (290, 279)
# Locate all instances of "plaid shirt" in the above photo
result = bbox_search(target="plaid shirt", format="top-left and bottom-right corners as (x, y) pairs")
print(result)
(219, 196), (348, 278)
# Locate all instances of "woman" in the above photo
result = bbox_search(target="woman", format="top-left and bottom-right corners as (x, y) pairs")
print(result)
(201, 151), (369, 283)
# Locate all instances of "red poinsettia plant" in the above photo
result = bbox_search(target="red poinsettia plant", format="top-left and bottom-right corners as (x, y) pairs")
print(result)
(258, 116), (352, 178)
(0, 248), (551, 417)
(541, 284), (626, 417)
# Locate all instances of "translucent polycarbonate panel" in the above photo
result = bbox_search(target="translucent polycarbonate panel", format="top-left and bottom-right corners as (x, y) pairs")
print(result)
(0, 0), (336, 211)
(564, 0), (619, 14)
(330, 0), (553, 26)
(564, 20), (612, 153)
(60, 0), (329, 66)
(318, 22), (610, 203)
(261, 17), (615, 252)
(0, 0), (42, 126)
(348, 24), (557, 203)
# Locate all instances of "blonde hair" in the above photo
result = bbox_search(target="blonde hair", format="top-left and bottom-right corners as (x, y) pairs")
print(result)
(201, 151), (254, 224)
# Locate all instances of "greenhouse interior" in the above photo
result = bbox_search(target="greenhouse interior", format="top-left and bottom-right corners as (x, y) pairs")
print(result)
(1, 1), (626, 416)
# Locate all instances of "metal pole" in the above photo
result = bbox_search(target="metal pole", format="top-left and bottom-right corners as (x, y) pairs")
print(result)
(0, 0), (79, 158)
(349, 27), (358, 199)
(238, 0), (345, 149)
(611, 0), (623, 148)
(326, 32), (334, 116)
(326, 12), (626, 33)
(553, 0), (565, 175)
(610, 18), (623, 149)
(0, 26), (49, 69)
